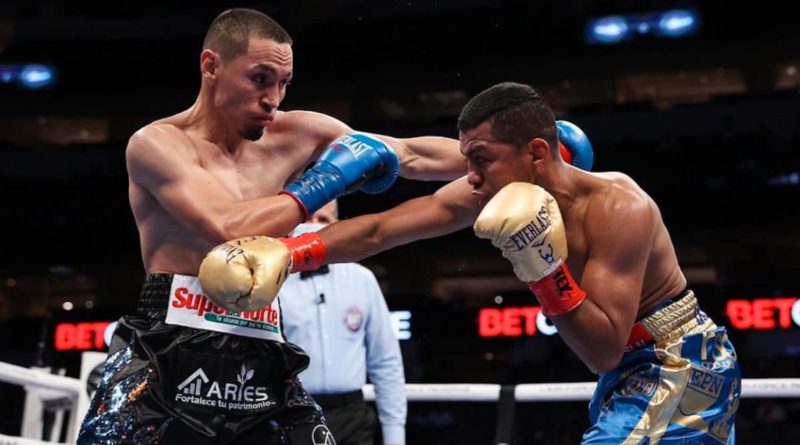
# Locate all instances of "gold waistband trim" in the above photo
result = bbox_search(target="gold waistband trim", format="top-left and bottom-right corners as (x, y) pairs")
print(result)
(640, 291), (704, 343)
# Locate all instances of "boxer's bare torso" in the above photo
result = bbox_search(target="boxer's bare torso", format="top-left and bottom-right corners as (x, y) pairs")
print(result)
(128, 109), (347, 275)
(318, 131), (687, 372)
(552, 171), (687, 318)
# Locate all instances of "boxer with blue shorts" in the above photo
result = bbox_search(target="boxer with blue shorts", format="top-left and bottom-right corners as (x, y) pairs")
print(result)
(220, 82), (741, 444)
(584, 291), (739, 444)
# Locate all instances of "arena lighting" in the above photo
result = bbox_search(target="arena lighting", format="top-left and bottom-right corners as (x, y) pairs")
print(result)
(586, 9), (700, 45)
(0, 63), (57, 89)
(656, 9), (699, 37)
(586, 16), (629, 44)
(768, 172), (800, 186)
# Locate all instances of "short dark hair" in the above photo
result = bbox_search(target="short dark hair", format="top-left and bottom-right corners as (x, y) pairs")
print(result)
(457, 82), (557, 150)
(203, 8), (292, 61)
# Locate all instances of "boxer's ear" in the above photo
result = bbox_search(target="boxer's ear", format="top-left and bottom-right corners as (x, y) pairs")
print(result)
(200, 49), (220, 81)
(527, 137), (550, 167)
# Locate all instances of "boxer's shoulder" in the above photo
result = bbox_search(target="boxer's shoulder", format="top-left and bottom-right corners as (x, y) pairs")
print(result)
(583, 172), (649, 203)
(582, 175), (656, 243)
(127, 121), (200, 169)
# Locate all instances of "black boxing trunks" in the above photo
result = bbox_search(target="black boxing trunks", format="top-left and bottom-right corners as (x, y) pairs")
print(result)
(77, 274), (336, 445)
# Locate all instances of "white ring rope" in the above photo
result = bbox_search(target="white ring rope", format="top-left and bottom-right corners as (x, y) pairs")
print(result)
(0, 362), (81, 397)
(1, 360), (797, 402)
(1, 360), (798, 445)
(363, 379), (800, 402)
(0, 434), (65, 445)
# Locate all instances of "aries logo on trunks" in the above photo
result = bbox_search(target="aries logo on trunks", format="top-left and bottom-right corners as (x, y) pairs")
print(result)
(170, 352), (278, 414)
(312, 425), (336, 445)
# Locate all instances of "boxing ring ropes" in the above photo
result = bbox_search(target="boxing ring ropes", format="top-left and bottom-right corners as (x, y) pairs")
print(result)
(2, 360), (799, 444)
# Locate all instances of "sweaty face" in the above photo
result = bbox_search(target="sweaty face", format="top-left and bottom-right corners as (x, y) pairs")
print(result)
(460, 121), (535, 202)
(215, 38), (293, 141)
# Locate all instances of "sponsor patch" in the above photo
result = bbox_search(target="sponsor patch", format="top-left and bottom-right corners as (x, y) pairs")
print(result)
(688, 367), (725, 398)
(170, 351), (278, 414)
(166, 275), (284, 342)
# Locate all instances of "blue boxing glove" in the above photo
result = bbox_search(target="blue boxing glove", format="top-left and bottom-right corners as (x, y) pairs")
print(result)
(556, 120), (594, 171)
(281, 133), (400, 220)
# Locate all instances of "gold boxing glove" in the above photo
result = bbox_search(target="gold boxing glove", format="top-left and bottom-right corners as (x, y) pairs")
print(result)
(199, 234), (329, 312)
(199, 236), (291, 312)
(474, 182), (585, 317)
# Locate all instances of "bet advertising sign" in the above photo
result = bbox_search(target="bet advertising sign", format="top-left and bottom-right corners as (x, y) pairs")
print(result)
(478, 297), (800, 338)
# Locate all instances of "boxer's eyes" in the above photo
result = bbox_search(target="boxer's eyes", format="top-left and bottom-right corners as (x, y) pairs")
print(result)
(252, 75), (265, 85)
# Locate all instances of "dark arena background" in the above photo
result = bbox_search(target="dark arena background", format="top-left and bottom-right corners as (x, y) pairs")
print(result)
(1, 1), (799, 444)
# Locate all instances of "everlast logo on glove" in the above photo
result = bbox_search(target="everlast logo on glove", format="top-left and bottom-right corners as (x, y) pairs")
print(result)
(474, 183), (586, 318)
(334, 134), (375, 159)
(506, 206), (551, 251)
(217, 242), (247, 263)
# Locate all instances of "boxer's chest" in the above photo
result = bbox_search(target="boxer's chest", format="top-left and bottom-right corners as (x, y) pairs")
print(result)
(195, 139), (311, 201)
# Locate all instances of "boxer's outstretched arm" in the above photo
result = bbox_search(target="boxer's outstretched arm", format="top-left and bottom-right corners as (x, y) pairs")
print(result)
(551, 184), (655, 374)
(373, 134), (466, 181)
(288, 112), (465, 182)
(127, 124), (304, 243)
(318, 177), (480, 263)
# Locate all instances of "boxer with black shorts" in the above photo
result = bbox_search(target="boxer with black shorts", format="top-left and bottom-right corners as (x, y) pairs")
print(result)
(77, 8), (466, 445)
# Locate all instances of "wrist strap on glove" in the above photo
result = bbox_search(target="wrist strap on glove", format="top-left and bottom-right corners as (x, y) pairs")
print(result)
(280, 233), (328, 273)
(528, 263), (586, 317)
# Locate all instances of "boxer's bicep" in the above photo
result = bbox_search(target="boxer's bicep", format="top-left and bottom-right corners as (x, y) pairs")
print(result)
(552, 191), (654, 373)
(580, 191), (654, 346)
(376, 135), (466, 181)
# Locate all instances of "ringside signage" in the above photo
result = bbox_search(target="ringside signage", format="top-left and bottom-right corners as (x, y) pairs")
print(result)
(478, 306), (558, 337)
(54, 321), (111, 351)
(725, 297), (800, 330)
(478, 297), (800, 338)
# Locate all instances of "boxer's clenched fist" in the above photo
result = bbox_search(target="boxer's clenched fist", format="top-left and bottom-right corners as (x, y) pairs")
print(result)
(199, 236), (292, 312)
(557, 120), (594, 171)
(473, 182), (568, 282)
(199, 233), (329, 311)
(473, 182), (585, 317)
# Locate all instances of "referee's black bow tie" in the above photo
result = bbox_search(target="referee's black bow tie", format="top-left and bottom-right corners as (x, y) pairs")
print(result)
(300, 265), (330, 279)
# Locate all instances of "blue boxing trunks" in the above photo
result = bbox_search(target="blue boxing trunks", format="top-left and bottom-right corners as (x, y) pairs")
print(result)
(582, 290), (740, 444)
(77, 274), (335, 445)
